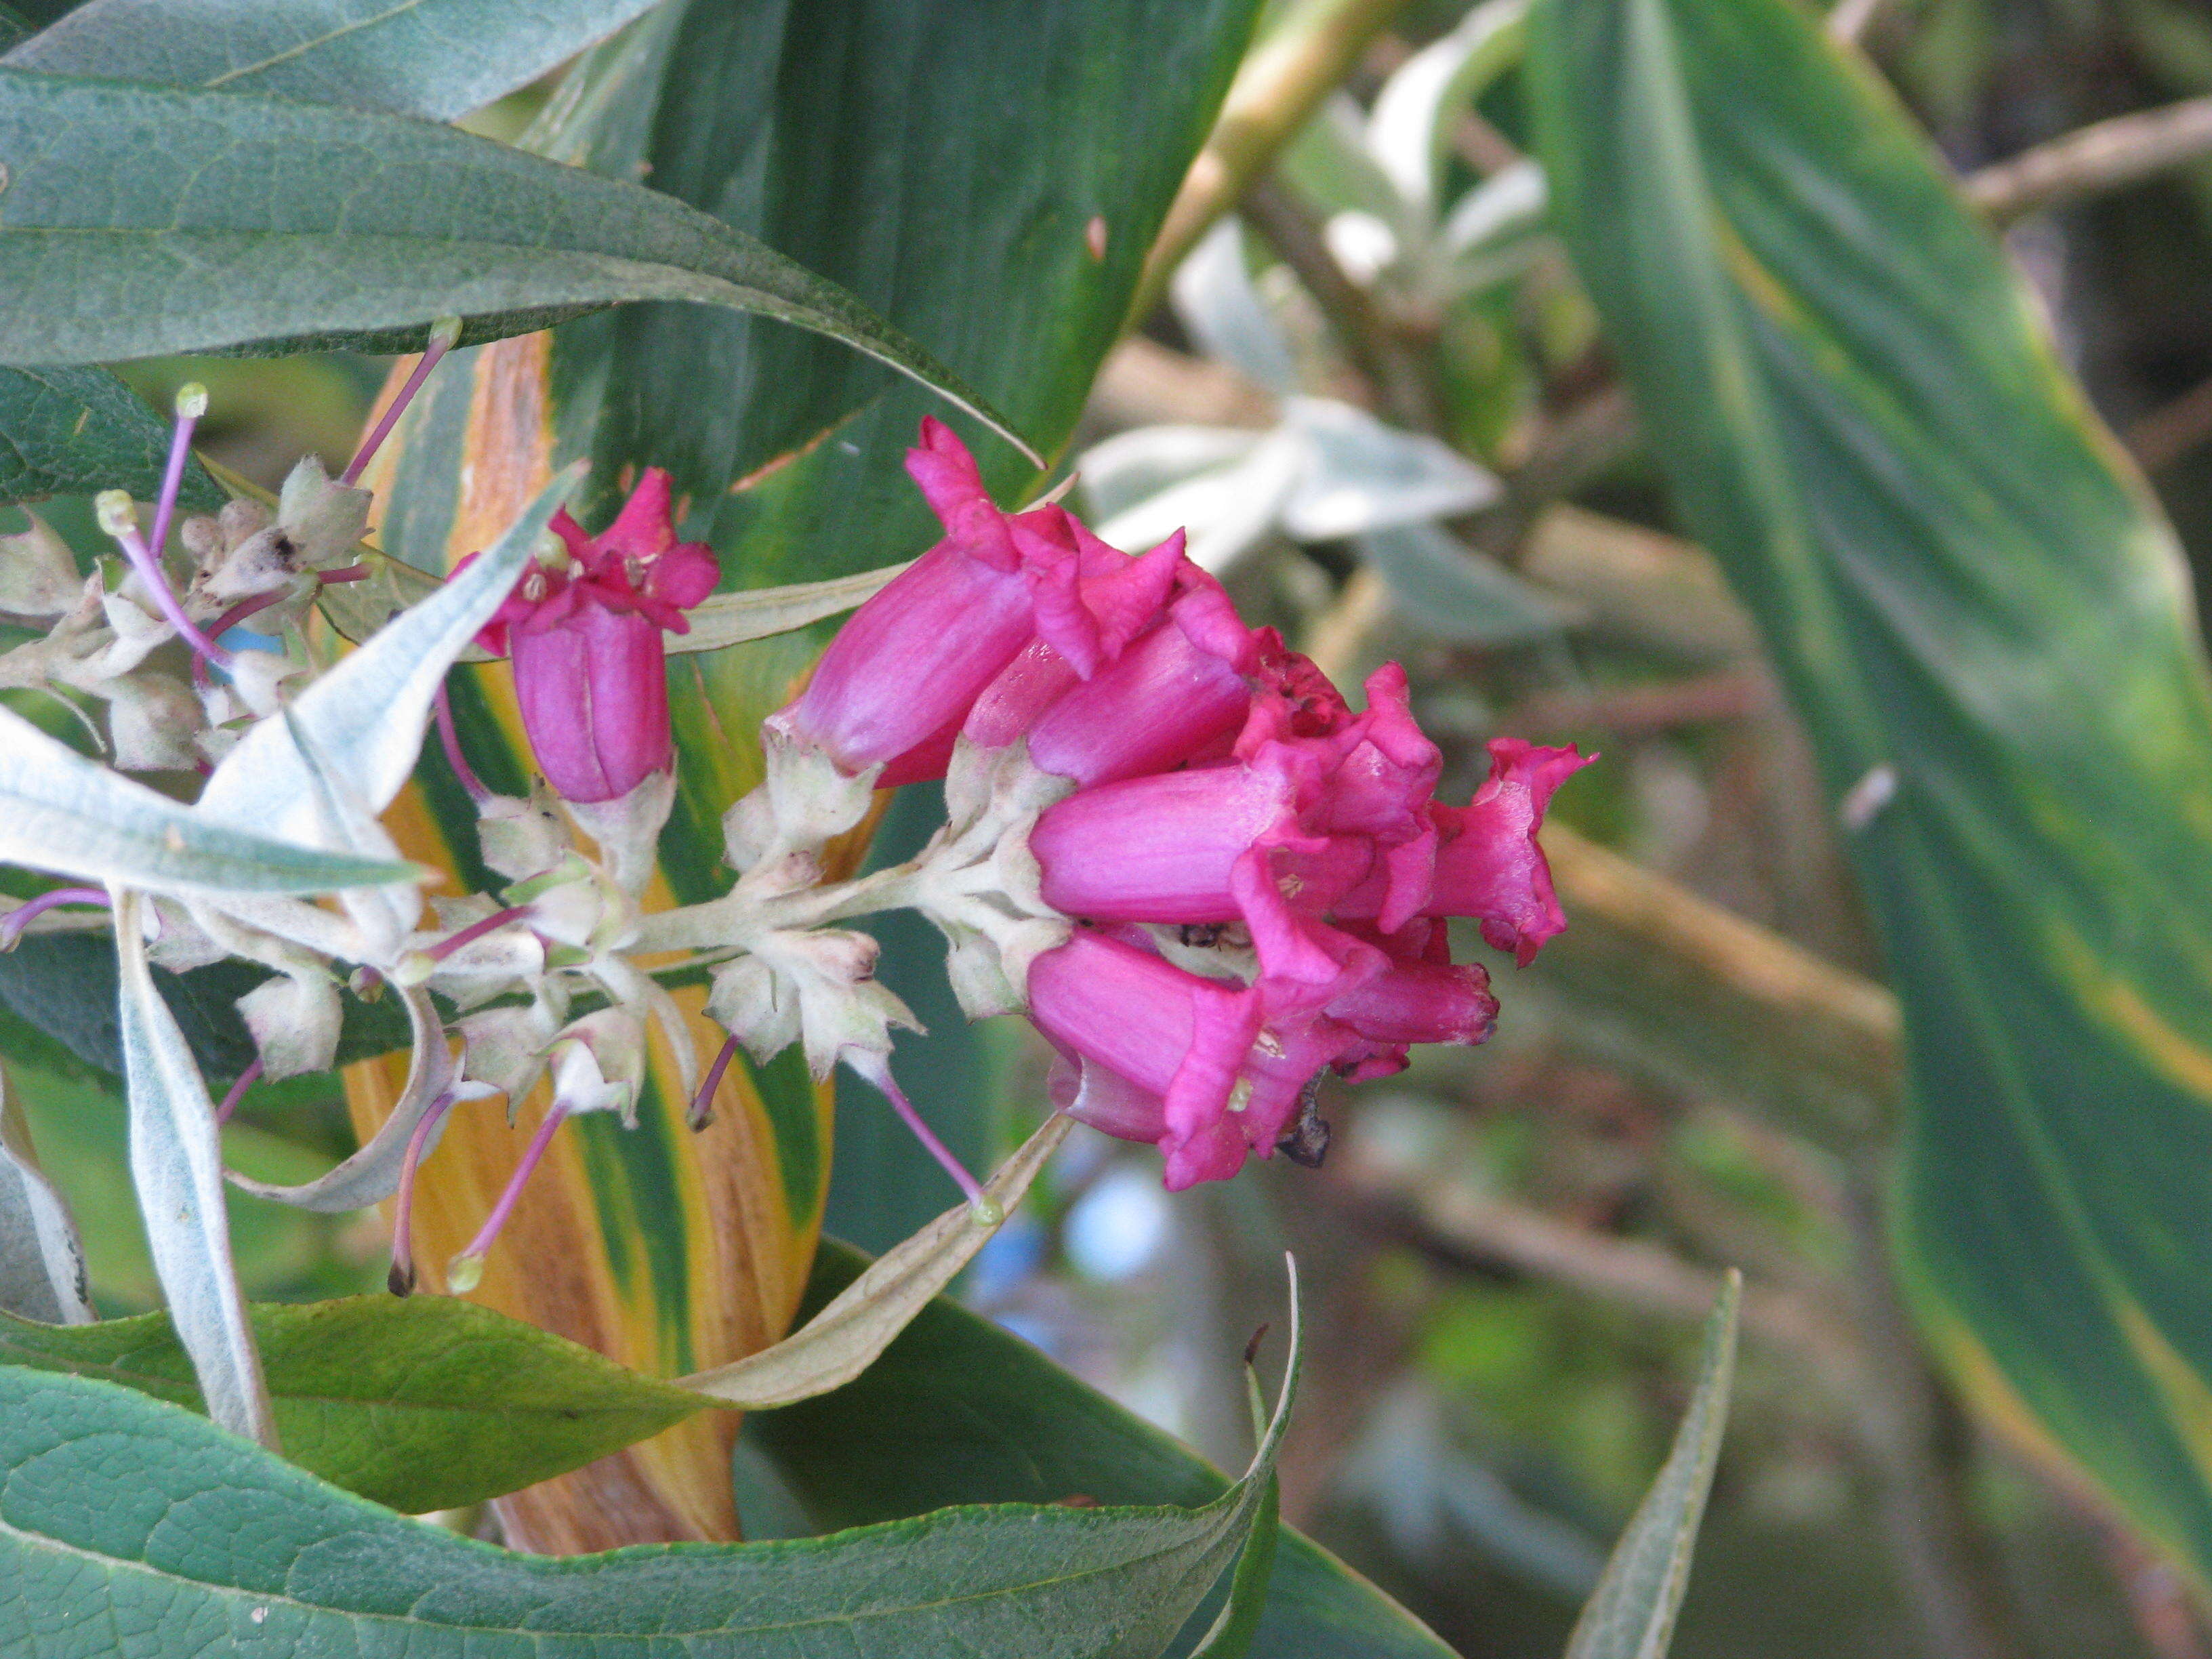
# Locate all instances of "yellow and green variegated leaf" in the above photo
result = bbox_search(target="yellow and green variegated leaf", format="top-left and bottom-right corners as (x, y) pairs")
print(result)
(345, 327), (880, 1549)
(1530, 0), (2212, 1590)
(343, 0), (1264, 1550)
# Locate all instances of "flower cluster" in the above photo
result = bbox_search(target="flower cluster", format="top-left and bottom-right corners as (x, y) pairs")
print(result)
(747, 419), (1588, 1190)
(0, 371), (1584, 1304)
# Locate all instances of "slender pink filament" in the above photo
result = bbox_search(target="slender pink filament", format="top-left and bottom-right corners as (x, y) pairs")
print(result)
(147, 407), (199, 572)
(434, 683), (492, 805)
(320, 564), (371, 583)
(455, 1099), (572, 1267)
(689, 1034), (741, 1130)
(387, 1087), (459, 1296)
(0, 886), (109, 948)
(853, 1053), (987, 1208)
(111, 523), (232, 668)
(342, 330), (456, 487)
(214, 1057), (263, 1126)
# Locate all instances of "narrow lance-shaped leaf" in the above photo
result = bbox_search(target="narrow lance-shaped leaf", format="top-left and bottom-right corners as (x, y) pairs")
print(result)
(1564, 1270), (1740, 1659)
(0, 703), (413, 895)
(0, 1292), (709, 1513)
(316, 550), (914, 658)
(0, 1280), (1300, 1658)
(0, 1067), (92, 1323)
(665, 561), (918, 659)
(6, 0), (669, 122)
(109, 887), (276, 1448)
(750, 1240), (1459, 1659)
(0, 70), (1039, 464)
(1366, 0), (1531, 211)
(226, 983), (462, 1212)
(1185, 1361), (1284, 1659)
(680, 1112), (1071, 1408)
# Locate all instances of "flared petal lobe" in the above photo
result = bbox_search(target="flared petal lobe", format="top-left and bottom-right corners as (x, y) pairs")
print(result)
(1424, 739), (1595, 964)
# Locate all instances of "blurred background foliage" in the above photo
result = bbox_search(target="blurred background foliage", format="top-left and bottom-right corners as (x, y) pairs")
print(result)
(16, 0), (2212, 1653)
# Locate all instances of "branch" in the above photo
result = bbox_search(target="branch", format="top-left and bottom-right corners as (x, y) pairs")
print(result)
(1353, 1160), (1851, 1366)
(1534, 821), (1902, 1149)
(1240, 174), (1441, 431)
(1338, 1125), (2036, 1659)
(1967, 96), (2212, 224)
(1127, 0), (1417, 327)
(2126, 374), (2212, 472)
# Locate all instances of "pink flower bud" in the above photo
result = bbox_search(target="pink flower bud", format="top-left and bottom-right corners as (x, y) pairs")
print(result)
(472, 468), (718, 804)
(1028, 929), (1370, 1190)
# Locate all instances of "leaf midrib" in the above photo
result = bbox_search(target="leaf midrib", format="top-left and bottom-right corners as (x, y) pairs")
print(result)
(0, 1347), (697, 1425)
(199, 0), (434, 89)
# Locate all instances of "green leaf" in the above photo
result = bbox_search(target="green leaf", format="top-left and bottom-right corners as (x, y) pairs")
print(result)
(0, 364), (222, 506)
(0, 1315), (1292, 1656)
(5, 0), (666, 121)
(1564, 1271), (1738, 1659)
(1528, 0), (2212, 1591)
(0, 929), (411, 1082)
(0, 703), (415, 895)
(0, 69), (1036, 462)
(1189, 1469), (1282, 1659)
(750, 1240), (1459, 1659)
(513, 0), (1261, 597)
(1357, 521), (1579, 646)
(0, 1292), (706, 1513)
(1187, 1365), (1283, 1659)
(111, 888), (275, 1448)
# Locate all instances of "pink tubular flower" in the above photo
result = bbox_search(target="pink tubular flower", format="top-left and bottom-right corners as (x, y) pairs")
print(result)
(774, 419), (1070, 786)
(1029, 930), (1370, 1191)
(968, 560), (1256, 786)
(472, 468), (718, 804)
(1326, 918), (1498, 1081)
(745, 420), (1593, 1193)
(1029, 663), (1443, 1000)
(1021, 678), (1582, 1189)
